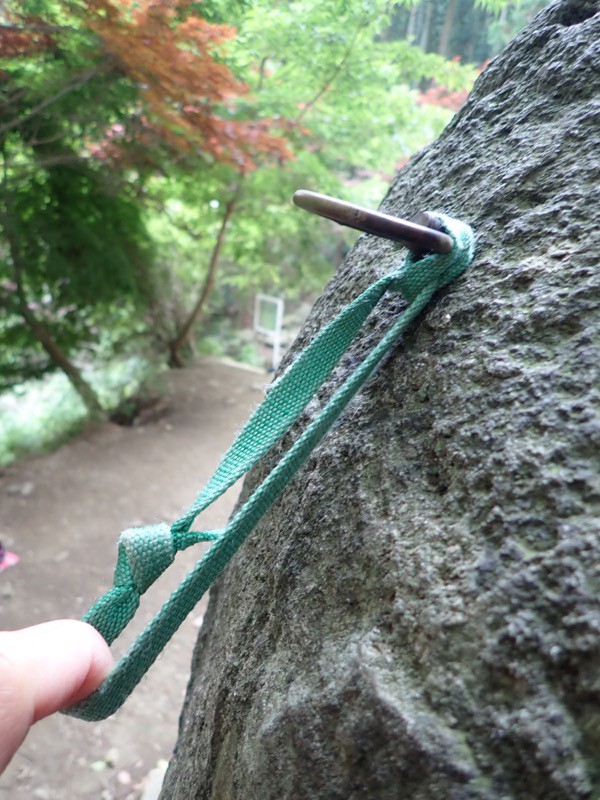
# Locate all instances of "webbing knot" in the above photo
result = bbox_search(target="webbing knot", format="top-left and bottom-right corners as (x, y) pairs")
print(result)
(118, 524), (175, 594)
(391, 213), (475, 303)
(83, 524), (175, 644)
(81, 524), (223, 646)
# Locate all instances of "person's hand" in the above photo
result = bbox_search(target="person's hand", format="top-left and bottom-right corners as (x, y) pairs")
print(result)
(0, 620), (113, 773)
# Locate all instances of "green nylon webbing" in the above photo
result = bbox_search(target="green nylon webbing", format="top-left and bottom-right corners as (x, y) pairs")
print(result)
(64, 212), (475, 722)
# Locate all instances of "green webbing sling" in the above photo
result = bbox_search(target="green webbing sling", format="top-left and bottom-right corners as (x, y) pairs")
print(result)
(64, 212), (475, 722)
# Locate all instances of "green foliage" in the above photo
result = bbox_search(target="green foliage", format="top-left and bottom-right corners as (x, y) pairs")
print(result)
(0, 356), (163, 465)
(1, 0), (500, 456)
(475, 0), (510, 11)
(146, 0), (476, 347)
(9, 160), (152, 305)
(0, 0), (159, 391)
(195, 320), (264, 369)
(0, 373), (88, 466)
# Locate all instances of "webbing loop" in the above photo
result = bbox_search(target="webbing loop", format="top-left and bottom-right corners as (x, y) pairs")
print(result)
(64, 212), (475, 721)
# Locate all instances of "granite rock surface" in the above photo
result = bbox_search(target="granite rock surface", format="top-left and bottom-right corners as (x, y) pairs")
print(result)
(162, 3), (600, 797)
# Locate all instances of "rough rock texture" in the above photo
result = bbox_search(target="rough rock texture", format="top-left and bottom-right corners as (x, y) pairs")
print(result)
(162, 3), (600, 798)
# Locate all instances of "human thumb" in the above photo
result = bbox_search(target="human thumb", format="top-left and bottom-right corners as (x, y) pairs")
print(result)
(0, 620), (113, 773)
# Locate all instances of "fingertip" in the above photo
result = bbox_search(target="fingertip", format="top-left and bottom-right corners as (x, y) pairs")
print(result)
(66, 621), (114, 708)
(0, 620), (113, 722)
(35, 620), (113, 718)
(0, 620), (114, 773)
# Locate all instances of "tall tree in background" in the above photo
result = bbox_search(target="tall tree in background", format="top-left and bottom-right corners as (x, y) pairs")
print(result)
(161, 1), (600, 797)
(391, 0), (551, 64)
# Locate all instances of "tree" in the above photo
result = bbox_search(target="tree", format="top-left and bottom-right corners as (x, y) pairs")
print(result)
(391, 0), (552, 63)
(0, 0), (481, 387)
(0, 0), (288, 410)
(161, 1), (600, 797)
(159, 0), (477, 365)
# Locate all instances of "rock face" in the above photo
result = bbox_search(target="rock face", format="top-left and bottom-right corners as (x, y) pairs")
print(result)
(161, 3), (600, 798)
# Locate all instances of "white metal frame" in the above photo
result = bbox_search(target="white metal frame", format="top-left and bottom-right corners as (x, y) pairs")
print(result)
(254, 294), (284, 371)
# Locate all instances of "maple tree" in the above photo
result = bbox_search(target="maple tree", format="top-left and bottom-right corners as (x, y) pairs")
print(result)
(85, 0), (290, 169)
(0, 19), (54, 58)
(0, 0), (291, 412)
(0, 0), (504, 432)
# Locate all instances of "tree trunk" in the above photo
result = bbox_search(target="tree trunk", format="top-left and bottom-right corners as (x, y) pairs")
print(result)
(3, 220), (105, 421)
(168, 182), (243, 368)
(406, 3), (421, 41)
(162, 3), (600, 798)
(419, 1), (434, 51)
(438, 0), (461, 58)
(18, 303), (105, 420)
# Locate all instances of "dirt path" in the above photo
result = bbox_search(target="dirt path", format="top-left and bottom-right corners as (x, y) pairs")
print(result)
(0, 359), (266, 800)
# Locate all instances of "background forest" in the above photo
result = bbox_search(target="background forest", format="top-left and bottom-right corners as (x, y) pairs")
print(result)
(0, 0), (549, 463)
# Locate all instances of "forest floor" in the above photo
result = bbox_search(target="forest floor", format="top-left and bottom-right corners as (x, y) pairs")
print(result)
(0, 358), (267, 800)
